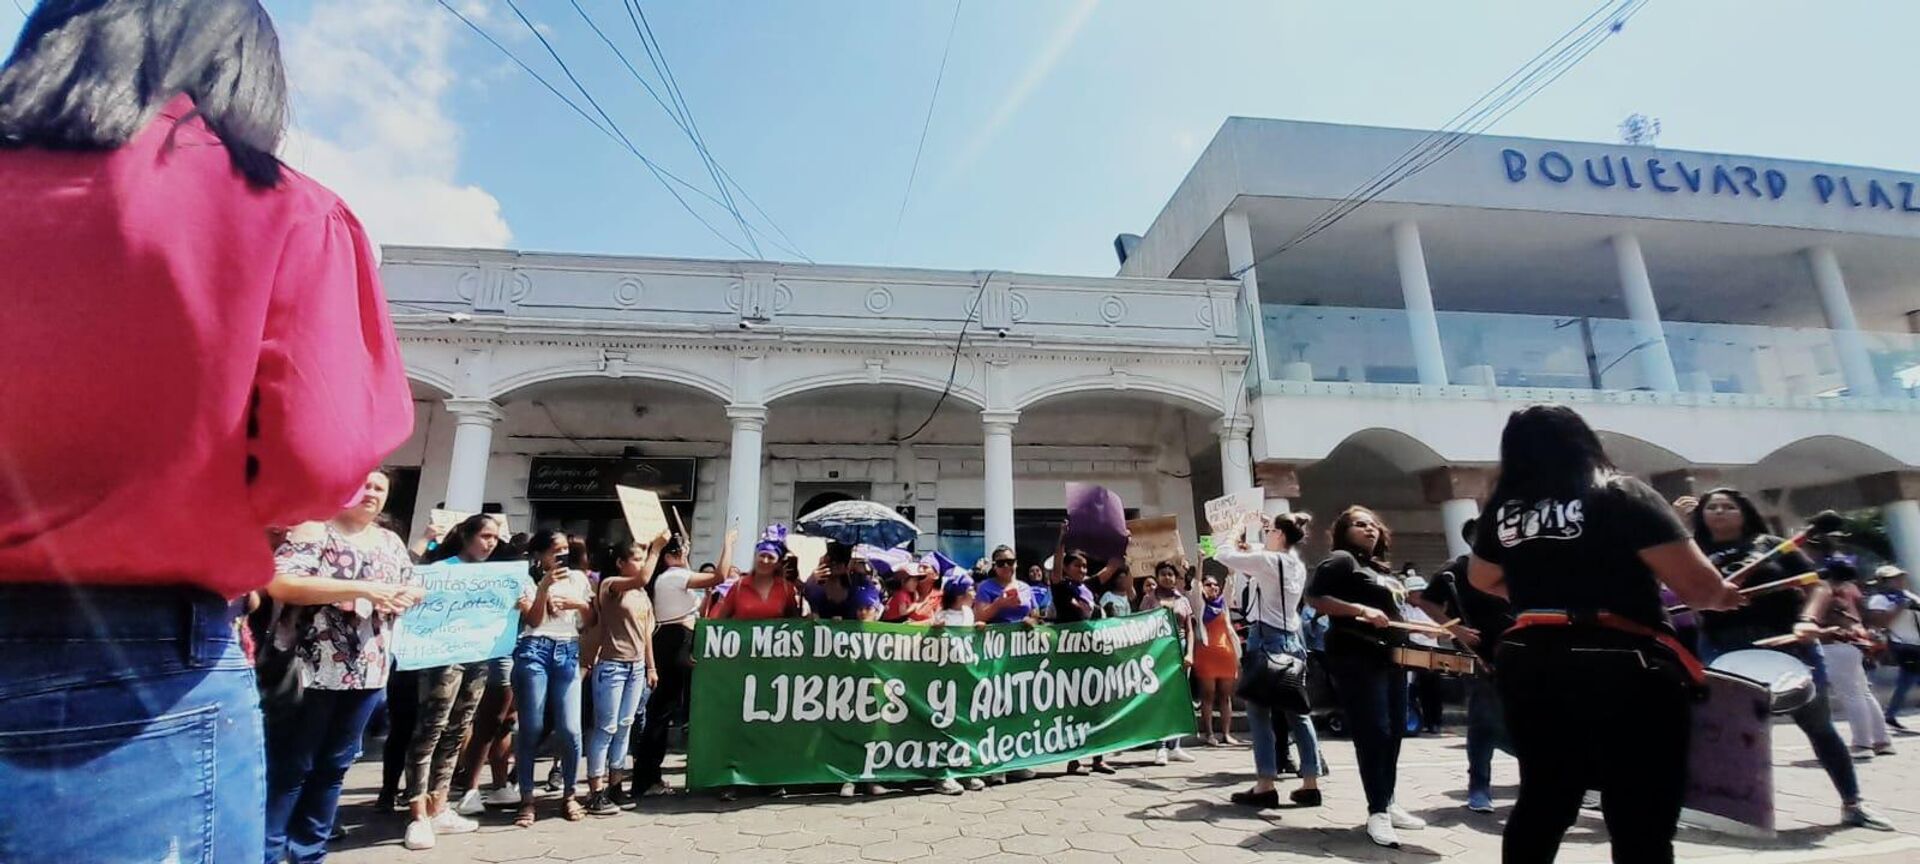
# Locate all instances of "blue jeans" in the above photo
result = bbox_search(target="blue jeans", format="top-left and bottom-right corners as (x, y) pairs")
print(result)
(1465, 675), (1511, 798)
(587, 659), (651, 779)
(1243, 623), (1323, 779)
(513, 637), (582, 798)
(0, 585), (263, 864)
(264, 688), (382, 863)
(1325, 649), (1406, 814)
(1889, 651), (1920, 719)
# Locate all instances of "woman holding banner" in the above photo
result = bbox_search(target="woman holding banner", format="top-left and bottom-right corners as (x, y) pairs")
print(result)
(262, 471), (422, 863)
(627, 532), (729, 798)
(511, 531), (596, 826)
(404, 515), (502, 851)
(711, 527), (805, 621)
(1306, 507), (1419, 848)
(1215, 512), (1324, 810)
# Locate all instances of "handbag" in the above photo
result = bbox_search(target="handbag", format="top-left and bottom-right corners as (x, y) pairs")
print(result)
(254, 598), (309, 719)
(1232, 553), (1313, 715)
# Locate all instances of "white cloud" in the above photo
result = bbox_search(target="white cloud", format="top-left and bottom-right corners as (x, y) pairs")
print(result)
(277, 0), (512, 250)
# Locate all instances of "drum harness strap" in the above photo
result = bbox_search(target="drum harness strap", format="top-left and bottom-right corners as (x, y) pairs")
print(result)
(1508, 609), (1708, 687)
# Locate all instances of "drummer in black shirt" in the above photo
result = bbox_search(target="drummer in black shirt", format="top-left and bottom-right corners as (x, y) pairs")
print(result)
(1467, 406), (1742, 864)
(1304, 506), (1419, 848)
(1691, 488), (1895, 832)
(1412, 517), (1514, 815)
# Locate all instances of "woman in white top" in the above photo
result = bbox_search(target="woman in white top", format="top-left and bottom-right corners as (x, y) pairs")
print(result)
(628, 529), (732, 797)
(1211, 512), (1326, 809)
(512, 531), (596, 826)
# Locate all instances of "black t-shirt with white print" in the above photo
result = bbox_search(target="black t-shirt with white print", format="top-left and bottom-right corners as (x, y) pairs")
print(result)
(1471, 474), (1689, 634)
(1306, 550), (1407, 660)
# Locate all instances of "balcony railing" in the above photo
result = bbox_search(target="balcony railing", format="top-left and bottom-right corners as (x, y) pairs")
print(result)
(1259, 304), (1920, 401)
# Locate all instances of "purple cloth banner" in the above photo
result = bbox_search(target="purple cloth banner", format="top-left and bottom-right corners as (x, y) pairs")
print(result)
(1064, 483), (1129, 561)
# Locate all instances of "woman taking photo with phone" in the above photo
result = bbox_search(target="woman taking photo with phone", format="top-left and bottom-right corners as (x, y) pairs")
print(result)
(511, 531), (596, 827)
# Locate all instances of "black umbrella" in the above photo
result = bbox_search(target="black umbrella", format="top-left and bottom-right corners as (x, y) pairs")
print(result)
(795, 500), (919, 549)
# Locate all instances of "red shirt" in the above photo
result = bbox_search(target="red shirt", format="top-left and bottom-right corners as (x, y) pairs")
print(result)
(0, 97), (413, 597)
(714, 578), (802, 621)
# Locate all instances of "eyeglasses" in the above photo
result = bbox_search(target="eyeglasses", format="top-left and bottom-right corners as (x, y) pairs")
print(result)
(992, 559), (1015, 567)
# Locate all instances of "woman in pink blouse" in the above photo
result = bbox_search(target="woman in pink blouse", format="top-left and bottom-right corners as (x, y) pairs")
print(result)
(0, 3), (413, 862)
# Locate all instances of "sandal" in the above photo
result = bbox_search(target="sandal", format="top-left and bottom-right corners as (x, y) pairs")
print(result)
(562, 797), (586, 822)
(514, 804), (536, 829)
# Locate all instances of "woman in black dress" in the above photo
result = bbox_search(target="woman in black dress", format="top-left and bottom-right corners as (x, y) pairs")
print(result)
(1468, 405), (1742, 863)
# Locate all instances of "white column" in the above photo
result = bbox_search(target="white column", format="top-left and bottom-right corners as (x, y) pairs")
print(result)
(1223, 209), (1271, 379)
(1805, 245), (1881, 399)
(982, 410), (1019, 552)
(1391, 221), (1450, 386)
(1440, 498), (1480, 558)
(725, 404), (767, 564)
(1610, 233), (1681, 392)
(441, 398), (502, 513)
(1886, 499), (1920, 572)
(1216, 416), (1254, 496)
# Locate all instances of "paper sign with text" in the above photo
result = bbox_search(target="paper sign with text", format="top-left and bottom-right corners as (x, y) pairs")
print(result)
(616, 485), (670, 541)
(391, 562), (525, 671)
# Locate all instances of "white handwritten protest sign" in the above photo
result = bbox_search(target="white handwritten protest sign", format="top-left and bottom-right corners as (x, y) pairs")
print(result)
(1203, 488), (1264, 545)
(392, 561), (526, 671)
(616, 485), (669, 540)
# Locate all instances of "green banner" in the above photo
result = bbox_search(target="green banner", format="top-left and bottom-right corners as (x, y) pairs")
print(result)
(687, 609), (1194, 788)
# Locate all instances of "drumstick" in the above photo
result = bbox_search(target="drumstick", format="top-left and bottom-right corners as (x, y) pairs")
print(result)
(1722, 511), (1844, 587)
(1666, 572), (1821, 614)
(1752, 633), (1803, 648)
(1386, 620), (1453, 636)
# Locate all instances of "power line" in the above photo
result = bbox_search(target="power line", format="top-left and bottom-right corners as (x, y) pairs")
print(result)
(500, 0), (755, 258)
(435, 0), (753, 258)
(889, 0), (965, 260)
(625, 1), (762, 259)
(896, 271), (995, 443)
(569, 0), (812, 262)
(1228, 0), (1648, 278)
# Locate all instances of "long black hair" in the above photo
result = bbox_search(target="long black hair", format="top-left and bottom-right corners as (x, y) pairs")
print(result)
(1485, 404), (1619, 505)
(423, 514), (501, 564)
(1690, 487), (1770, 546)
(0, 0), (287, 188)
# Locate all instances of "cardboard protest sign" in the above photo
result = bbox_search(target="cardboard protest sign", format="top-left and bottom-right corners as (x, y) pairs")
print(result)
(1681, 672), (1775, 837)
(427, 509), (471, 536)
(391, 561), (526, 670)
(1124, 516), (1183, 582)
(788, 534), (829, 582)
(616, 485), (670, 541)
(1203, 488), (1264, 545)
(1064, 483), (1129, 561)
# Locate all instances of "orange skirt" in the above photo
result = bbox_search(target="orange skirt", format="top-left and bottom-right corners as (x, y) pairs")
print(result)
(1193, 615), (1238, 680)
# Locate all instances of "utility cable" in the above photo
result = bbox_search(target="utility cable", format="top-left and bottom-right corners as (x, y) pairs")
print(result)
(889, 0), (965, 260)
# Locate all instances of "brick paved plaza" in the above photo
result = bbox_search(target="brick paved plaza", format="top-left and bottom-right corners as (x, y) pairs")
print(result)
(330, 726), (1920, 863)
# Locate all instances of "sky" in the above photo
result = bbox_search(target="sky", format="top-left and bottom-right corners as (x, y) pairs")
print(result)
(5, 0), (1916, 277)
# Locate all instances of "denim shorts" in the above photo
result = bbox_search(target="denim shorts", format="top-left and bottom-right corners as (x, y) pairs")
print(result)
(0, 584), (264, 864)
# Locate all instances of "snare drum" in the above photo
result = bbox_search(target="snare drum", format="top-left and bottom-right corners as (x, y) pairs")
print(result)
(1707, 649), (1814, 715)
(1390, 644), (1481, 676)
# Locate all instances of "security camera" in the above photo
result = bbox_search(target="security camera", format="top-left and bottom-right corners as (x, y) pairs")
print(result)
(447, 312), (473, 324)
(738, 320), (756, 331)
(994, 327), (1010, 339)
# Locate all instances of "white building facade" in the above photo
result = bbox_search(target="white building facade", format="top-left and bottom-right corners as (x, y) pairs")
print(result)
(380, 251), (1250, 569)
(1122, 118), (1920, 570)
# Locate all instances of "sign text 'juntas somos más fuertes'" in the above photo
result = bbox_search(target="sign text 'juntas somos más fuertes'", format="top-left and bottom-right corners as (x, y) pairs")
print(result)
(1500, 147), (1920, 213)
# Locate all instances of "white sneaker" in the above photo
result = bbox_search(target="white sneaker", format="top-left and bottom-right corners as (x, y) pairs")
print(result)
(1581, 790), (1602, 810)
(454, 788), (485, 816)
(1153, 747), (1170, 766)
(963, 778), (986, 791)
(1366, 812), (1400, 848)
(838, 782), (857, 798)
(431, 808), (479, 835)
(1388, 803), (1426, 830)
(484, 785), (523, 806)
(935, 778), (964, 795)
(1169, 747), (1196, 763)
(403, 818), (436, 851)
